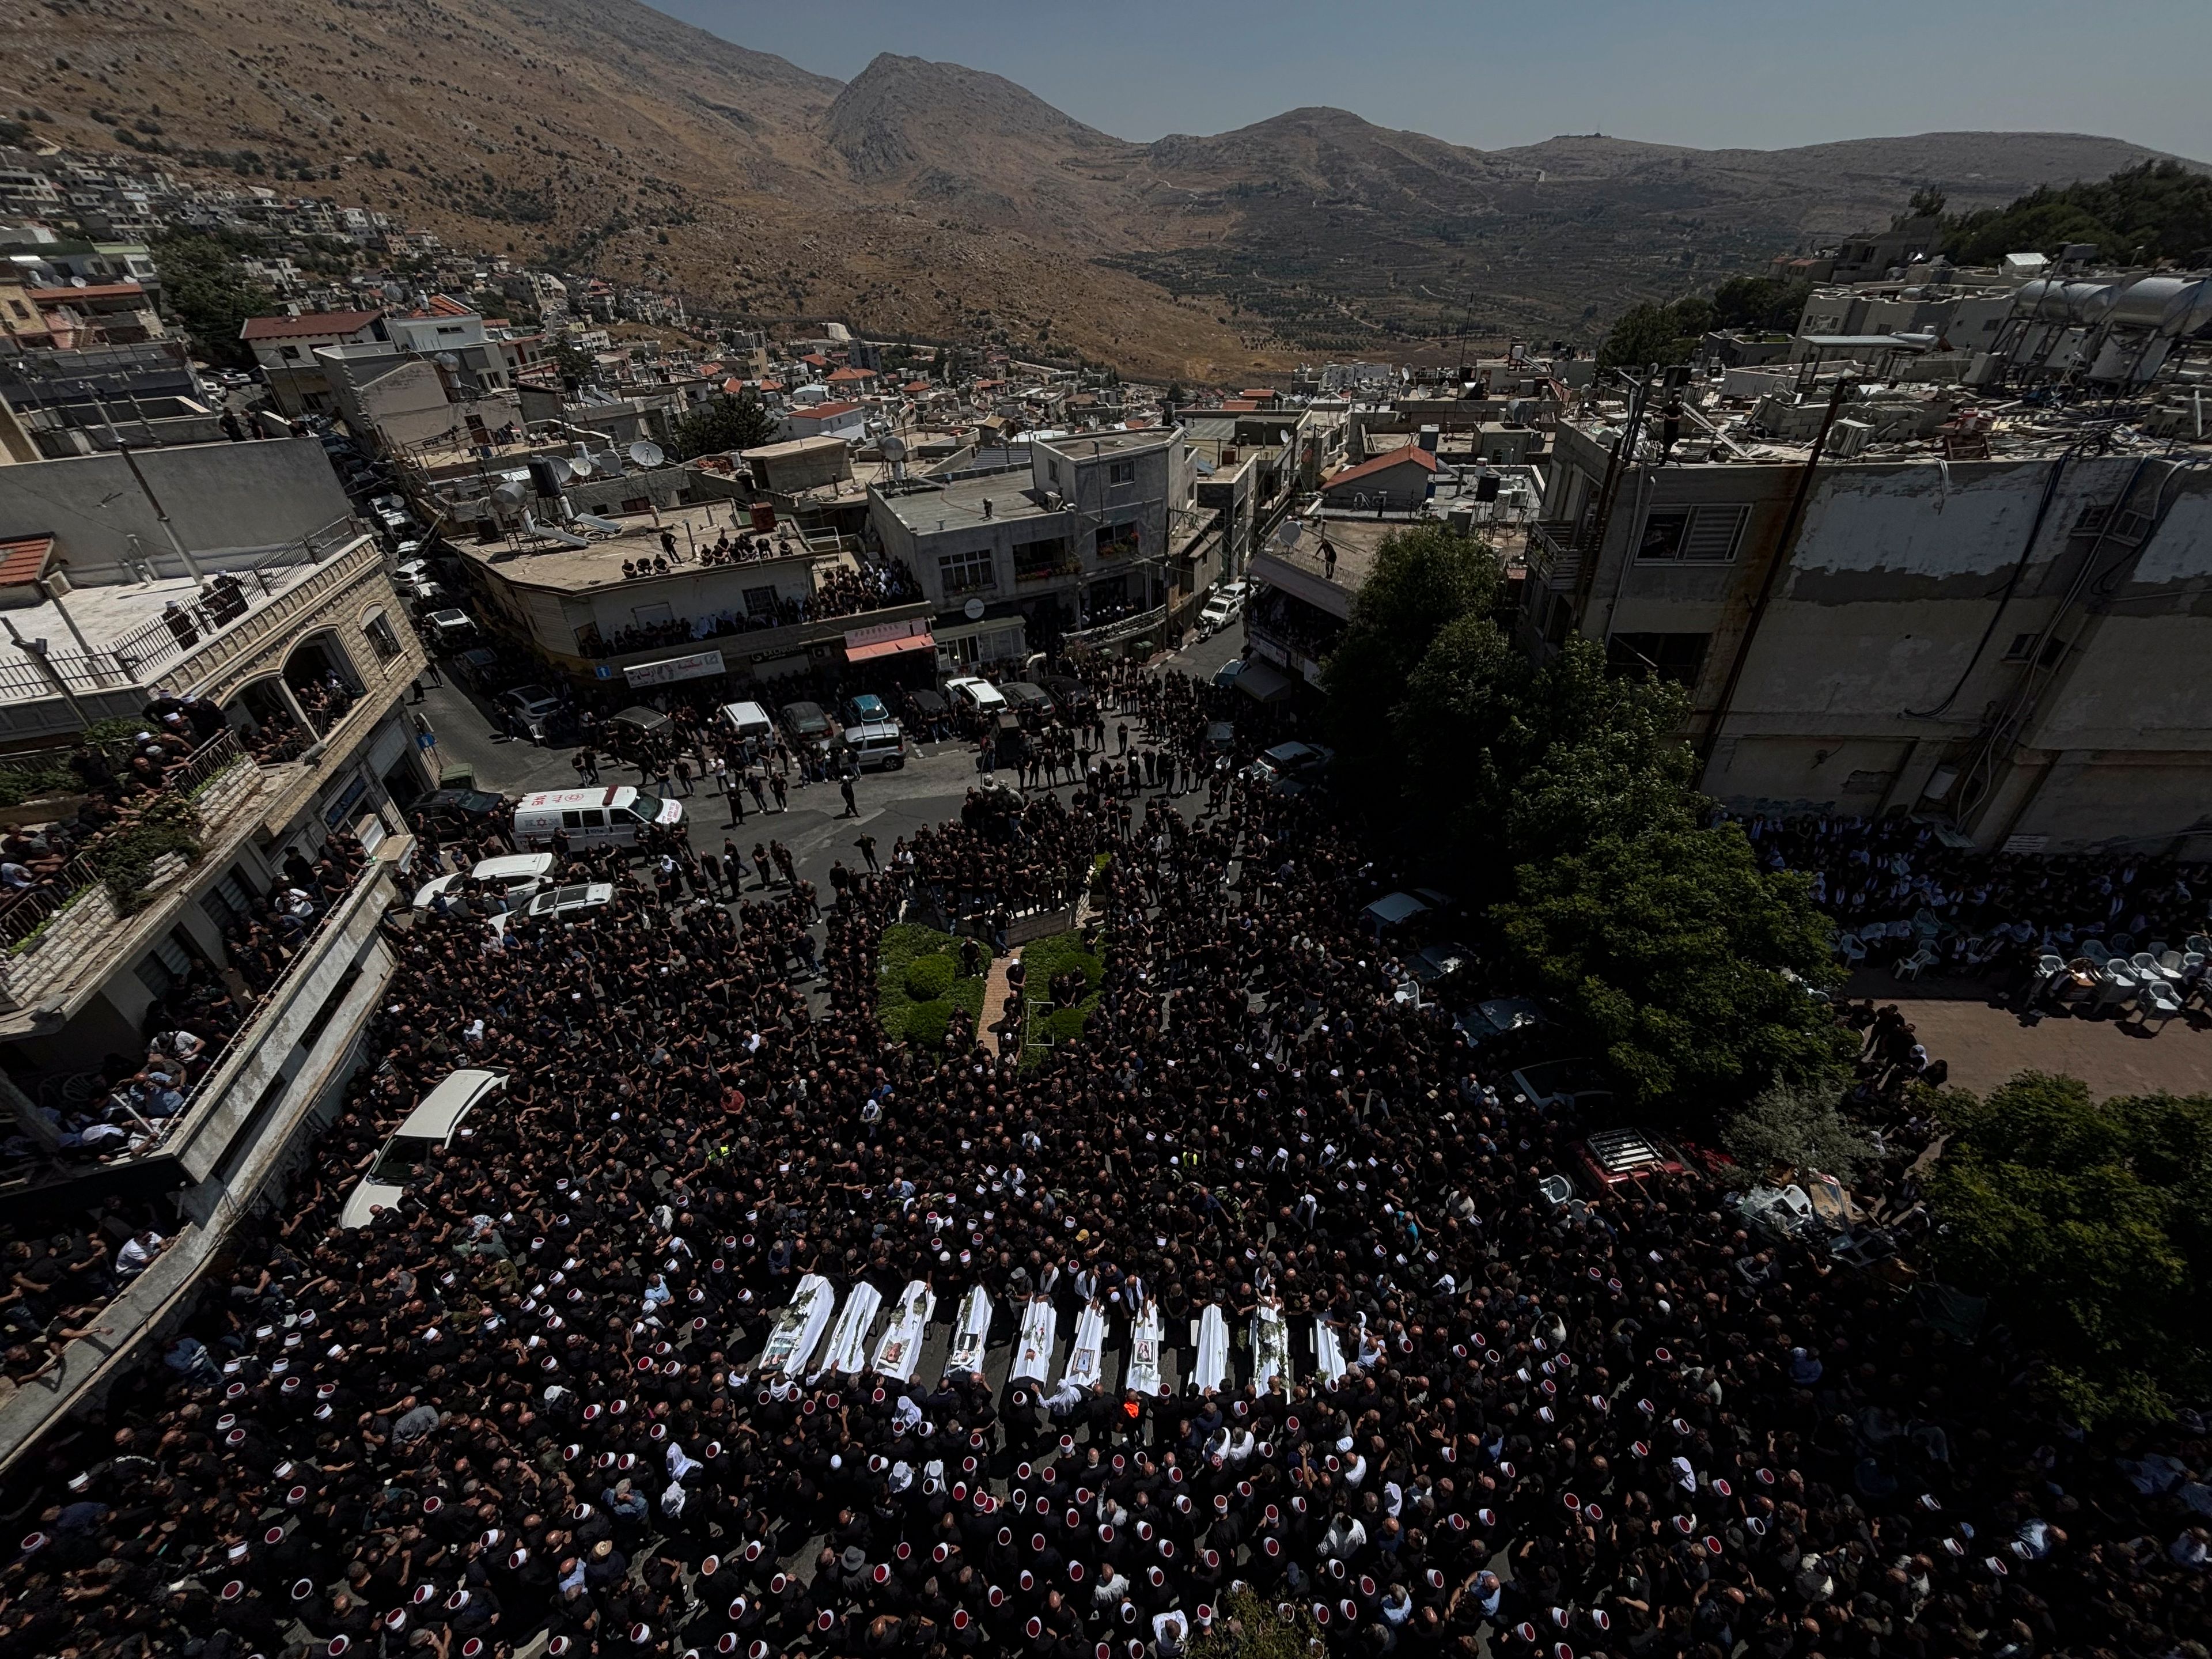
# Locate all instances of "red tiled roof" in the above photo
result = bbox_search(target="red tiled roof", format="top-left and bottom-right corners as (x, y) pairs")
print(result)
(1238, 388), (1274, 398)
(796, 401), (861, 420)
(1324, 446), (1439, 489)
(240, 309), (382, 341)
(1219, 400), (1257, 412)
(903, 381), (931, 393)
(0, 535), (54, 588)
(826, 366), (873, 382)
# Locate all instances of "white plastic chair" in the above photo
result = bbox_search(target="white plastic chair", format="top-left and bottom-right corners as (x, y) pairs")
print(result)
(2081, 940), (2112, 967)
(2136, 979), (2183, 1031)
(1836, 933), (1867, 965)
(1894, 945), (1937, 982)
(2094, 964), (2139, 1012)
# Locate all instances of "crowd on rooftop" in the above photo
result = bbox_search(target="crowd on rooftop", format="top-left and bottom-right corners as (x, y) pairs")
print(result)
(584, 562), (923, 661)
(6, 670), (2212, 1659)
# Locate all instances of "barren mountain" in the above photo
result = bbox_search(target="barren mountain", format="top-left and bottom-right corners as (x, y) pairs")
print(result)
(5, 0), (2197, 378)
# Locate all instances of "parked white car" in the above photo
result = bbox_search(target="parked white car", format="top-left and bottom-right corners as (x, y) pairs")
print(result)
(1198, 587), (1245, 636)
(341, 1070), (507, 1228)
(412, 853), (555, 914)
(518, 881), (616, 921)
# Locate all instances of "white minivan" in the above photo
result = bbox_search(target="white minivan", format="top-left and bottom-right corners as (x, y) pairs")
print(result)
(513, 786), (684, 849)
(717, 700), (775, 746)
(342, 1069), (507, 1229)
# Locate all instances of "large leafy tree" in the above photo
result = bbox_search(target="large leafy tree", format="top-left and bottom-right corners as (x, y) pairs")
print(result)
(1497, 822), (1850, 1113)
(1927, 1073), (2212, 1426)
(1320, 522), (1501, 808)
(671, 392), (778, 461)
(152, 232), (276, 370)
(1596, 276), (1810, 368)
(1944, 161), (2212, 267)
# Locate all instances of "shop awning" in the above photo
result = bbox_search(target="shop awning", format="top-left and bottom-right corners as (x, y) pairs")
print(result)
(1233, 656), (1294, 703)
(844, 618), (935, 662)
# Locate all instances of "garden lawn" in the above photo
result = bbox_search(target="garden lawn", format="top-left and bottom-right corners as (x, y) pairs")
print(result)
(877, 923), (987, 1048)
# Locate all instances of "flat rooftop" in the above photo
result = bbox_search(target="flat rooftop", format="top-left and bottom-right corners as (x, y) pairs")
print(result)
(1036, 429), (1171, 457)
(463, 500), (820, 593)
(875, 474), (1063, 535)
(0, 552), (344, 698)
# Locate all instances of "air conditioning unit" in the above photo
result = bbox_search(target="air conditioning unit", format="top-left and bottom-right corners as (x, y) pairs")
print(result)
(1827, 419), (1874, 459)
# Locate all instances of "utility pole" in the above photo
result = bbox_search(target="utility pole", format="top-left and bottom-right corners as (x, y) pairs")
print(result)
(1697, 379), (1854, 768)
(118, 440), (207, 587)
(4, 619), (93, 730)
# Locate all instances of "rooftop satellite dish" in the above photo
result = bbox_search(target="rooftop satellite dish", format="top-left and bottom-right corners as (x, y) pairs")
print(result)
(493, 481), (526, 507)
(628, 440), (666, 469)
(880, 434), (908, 461)
(568, 455), (596, 479)
(434, 351), (462, 369)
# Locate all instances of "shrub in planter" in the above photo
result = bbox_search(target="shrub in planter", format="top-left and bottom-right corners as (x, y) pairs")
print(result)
(904, 952), (955, 1002)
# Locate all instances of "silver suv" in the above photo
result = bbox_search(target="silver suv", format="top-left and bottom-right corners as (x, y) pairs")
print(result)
(843, 720), (907, 772)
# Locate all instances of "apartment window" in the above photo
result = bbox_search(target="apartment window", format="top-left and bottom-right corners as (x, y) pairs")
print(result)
(742, 585), (779, 621)
(1635, 503), (1749, 563)
(1094, 521), (1139, 558)
(362, 610), (402, 663)
(937, 548), (997, 596)
(1107, 459), (1136, 486)
(135, 931), (197, 1001)
(1013, 537), (1071, 583)
(1607, 631), (1711, 687)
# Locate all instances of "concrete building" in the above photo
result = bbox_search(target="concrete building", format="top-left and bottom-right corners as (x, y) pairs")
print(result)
(0, 438), (429, 1468)
(240, 309), (388, 416)
(453, 499), (930, 692)
(1319, 444), (1437, 512)
(868, 428), (1202, 668)
(1526, 374), (2212, 853)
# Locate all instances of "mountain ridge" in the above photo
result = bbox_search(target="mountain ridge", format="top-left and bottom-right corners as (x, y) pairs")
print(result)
(5, 0), (2198, 378)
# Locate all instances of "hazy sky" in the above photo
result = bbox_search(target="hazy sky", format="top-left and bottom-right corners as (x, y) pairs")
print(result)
(650, 0), (2210, 160)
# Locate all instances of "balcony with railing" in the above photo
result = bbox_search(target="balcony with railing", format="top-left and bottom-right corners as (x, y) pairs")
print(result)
(0, 842), (406, 1470)
(1522, 518), (1586, 588)
(0, 518), (376, 740)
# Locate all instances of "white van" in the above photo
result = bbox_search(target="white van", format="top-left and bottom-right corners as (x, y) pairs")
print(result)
(411, 851), (556, 913)
(342, 1069), (507, 1229)
(717, 700), (775, 746)
(513, 786), (684, 849)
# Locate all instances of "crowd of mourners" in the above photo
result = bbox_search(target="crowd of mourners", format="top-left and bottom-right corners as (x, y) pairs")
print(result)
(1736, 812), (2211, 988)
(7, 668), (2212, 1659)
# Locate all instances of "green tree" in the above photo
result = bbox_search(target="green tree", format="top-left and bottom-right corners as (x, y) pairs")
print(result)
(151, 232), (276, 370)
(1710, 275), (1812, 333)
(1942, 160), (2212, 267)
(1927, 1073), (2212, 1425)
(671, 392), (778, 461)
(1501, 637), (1699, 862)
(1187, 1588), (1319, 1659)
(552, 338), (599, 395)
(1720, 1077), (1875, 1184)
(1597, 300), (1699, 369)
(1320, 522), (1500, 807)
(1497, 822), (1850, 1114)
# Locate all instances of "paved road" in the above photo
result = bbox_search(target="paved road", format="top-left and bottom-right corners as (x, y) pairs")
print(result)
(409, 618), (1256, 906)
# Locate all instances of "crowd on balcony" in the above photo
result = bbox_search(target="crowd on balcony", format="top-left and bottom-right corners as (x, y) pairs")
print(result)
(581, 559), (925, 659)
(1734, 811), (2212, 984)
(289, 670), (361, 738)
(0, 1200), (174, 1395)
(0, 700), (238, 929)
